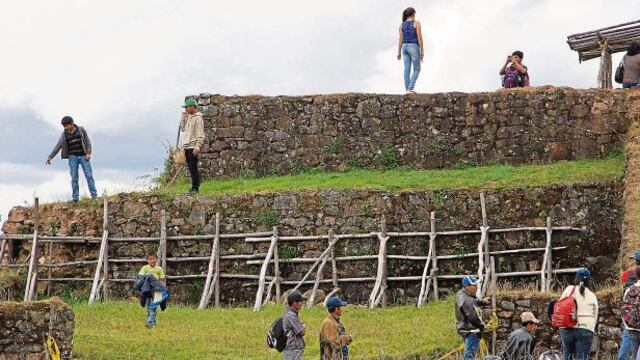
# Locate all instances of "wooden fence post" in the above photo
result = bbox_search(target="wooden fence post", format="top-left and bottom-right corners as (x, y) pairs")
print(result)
(490, 256), (497, 355)
(88, 197), (109, 304)
(369, 217), (389, 308)
(429, 212), (439, 301)
(306, 233), (339, 308)
(198, 213), (221, 310)
(213, 214), (222, 307)
(102, 196), (110, 300)
(24, 196), (39, 302)
(254, 232), (278, 311)
(324, 230), (340, 304)
(0, 236), (6, 270)
(273, 226), (280, 303)
(477, 193), (491, 299)
(541, 217), (553, 292)
(158, 209), (167, 273)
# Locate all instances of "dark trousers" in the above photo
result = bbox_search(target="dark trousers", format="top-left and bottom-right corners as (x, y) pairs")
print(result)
(560, 328), (594, 360)
(185, 148), (201, 191)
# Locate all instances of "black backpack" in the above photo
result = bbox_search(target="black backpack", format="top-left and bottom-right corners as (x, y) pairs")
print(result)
(615, 58), (625, 84)
(267, 317), (287, 352)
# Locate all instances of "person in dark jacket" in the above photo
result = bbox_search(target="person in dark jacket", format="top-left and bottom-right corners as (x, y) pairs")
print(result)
(501, 312), (539, 360)
(45, 116), (97, 202)
(455, 275), (490, 360)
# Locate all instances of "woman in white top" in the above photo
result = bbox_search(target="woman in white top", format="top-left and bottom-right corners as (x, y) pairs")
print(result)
(559, 268), (598, 360)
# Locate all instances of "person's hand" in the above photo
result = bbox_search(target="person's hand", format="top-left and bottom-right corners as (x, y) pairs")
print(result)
(85, 154), (92, 161)
(420, 51), (424, 61)
(506, 55), (512, 62)
(193, 147), (201, 156)
(397, 53), (401, 60)
(45, 157), (52, 165)
(483, 296), (491, 304)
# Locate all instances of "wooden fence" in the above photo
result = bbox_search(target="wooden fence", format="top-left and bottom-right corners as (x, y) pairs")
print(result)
(0, 193), (585, 310)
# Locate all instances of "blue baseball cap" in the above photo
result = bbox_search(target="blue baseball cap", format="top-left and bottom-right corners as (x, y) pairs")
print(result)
(630, 251), (640, 261)
(575, 268), (591, 280)
(462, 275), (479, 287)
(326, 297), (348, 309)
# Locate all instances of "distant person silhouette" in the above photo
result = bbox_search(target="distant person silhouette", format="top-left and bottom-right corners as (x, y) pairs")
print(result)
(621, 41), (640, 89)
(397, 7), (424, 94)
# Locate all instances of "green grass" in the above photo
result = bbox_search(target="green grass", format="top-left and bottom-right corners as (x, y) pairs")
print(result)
(160, 155), (624, 196)
(72, 299), (457, 359)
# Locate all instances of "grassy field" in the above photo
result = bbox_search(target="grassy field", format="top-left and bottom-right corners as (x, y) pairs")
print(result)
(72, 299), (457, 360)
(161, 155), (624, 196)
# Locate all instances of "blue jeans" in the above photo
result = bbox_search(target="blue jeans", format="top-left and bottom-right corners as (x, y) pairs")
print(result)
(620, 328), (632, 360)
(623, 82), (638, 89)
(68, 155), (97, 201)
(146, 298), (157, 326)
(402, 43), (421, 90)
(560, 328), (593, 360)
(463, 333), (480, 360)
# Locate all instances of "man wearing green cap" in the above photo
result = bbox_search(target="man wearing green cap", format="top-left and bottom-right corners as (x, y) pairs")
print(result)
(180, 98), (205, 195)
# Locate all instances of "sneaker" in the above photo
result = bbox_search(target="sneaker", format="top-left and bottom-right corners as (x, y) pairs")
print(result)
(407, 90), (417, 94)
(69, 199), (79, 204)
(145, 323), (153, 329)
(187, 189), (199, 196)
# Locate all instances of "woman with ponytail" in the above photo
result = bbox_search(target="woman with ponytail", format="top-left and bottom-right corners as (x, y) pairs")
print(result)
(559, 268), (598, 360)
(396, 7), (424, 93)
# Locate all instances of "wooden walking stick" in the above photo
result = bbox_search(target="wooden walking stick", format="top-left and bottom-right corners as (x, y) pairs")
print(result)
(167, 123), (184, 187)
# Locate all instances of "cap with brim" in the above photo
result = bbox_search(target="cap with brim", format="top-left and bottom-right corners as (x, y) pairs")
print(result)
(462, 275), (479, 287)
(287, 291), (307, 304)
(326, 297), (348, 308)
(575, 268), (591, 280)
(520, 311), (540, 324)
(630, 250), (640, 260)
(182, 98), (197, 108)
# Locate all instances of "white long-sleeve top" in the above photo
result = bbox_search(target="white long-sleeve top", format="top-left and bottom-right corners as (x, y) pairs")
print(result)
(560, 285), (599, 333)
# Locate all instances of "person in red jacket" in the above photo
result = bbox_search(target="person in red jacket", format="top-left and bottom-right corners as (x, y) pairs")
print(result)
(620, 251), (640, 360)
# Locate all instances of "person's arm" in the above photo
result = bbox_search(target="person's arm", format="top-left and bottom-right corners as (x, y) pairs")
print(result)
(512, 62), (527, 74)
(397, 26), (403, 60)
(415, 21), (424, 61)
(499, 57), (511, 76)
(81, 127), (93, 160)
(159, 267), (166, 280)
(46, 135), (63, 164)
(193, 115), (205, 156)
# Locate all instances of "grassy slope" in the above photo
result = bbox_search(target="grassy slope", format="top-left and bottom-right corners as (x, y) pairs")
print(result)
(73, 299), (456, 360)
(161, 156), (624, 196)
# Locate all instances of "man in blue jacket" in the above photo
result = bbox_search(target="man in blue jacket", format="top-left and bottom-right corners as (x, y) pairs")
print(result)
(45, 116), (98, 202)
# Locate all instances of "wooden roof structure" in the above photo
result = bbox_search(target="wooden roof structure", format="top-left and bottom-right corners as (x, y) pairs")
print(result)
(567, 19), (640, 62)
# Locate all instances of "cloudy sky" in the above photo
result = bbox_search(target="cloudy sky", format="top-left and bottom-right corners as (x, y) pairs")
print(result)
(0, 0), (638, 225)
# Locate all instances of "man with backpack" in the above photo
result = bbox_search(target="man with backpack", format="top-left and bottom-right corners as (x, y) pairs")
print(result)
(282, 291), (307, 359)
(455, 275), (491, 360)
(619, 251), (640, 360)
(622, 266), (640, 360)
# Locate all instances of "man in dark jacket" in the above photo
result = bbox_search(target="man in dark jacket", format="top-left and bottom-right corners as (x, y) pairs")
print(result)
(45, 116), (97, 202)
(501, 312), (539, 360)
(455, 275), (490, 360)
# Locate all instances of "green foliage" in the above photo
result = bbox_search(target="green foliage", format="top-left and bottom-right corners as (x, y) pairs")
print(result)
(48, 219), (62, 236)
(72, 299), (458, 359)
(524, 142), (546, 155)
(431, 191), (446, 208)
(189, 280), (204, 304)
(0, 270), (21, 291)
(279, 245), (299, 260)
(191, 224), (204, 236)
(453, 243), (470, 256)
(346, 156), (363, 169)
(159, 157), (624, 197)
(291, 159), (314, 175)
(324, 139), (344, 156)
(360, 204), (372, 217)
(256, 211), (279, 228)
(607, 146), (625, 159)
(60, 282), (90, 304)
(239, 168), (258, 179)
(376, 144), (398, 168)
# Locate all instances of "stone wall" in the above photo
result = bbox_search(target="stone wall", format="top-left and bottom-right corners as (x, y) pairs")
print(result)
(1, 182), (622, 305)
(0, 298), (75, 360)
(187, 87), (630, 179)
(495, 288), (620, 359)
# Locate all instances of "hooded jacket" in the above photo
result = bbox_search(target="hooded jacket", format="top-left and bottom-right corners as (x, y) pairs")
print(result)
(455, 288), (486, 336)
(133, 275), (169, 311)
(180, 112), (205, 150)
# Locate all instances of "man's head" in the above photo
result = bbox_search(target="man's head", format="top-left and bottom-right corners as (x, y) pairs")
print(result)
(326, 296), (348, 317)
(511, 50), (524, 63)
(630, 250), (640, 266)
(520, 311), (540, 333)
(146, 253), (158, 267)
(287, 291), (307, 310)
(461, 275), (479, 295)
(182, 98), (198, 115)
(61, 116), (76, 132)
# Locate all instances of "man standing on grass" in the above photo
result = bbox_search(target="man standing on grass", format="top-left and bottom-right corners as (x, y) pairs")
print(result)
(45, 116), (98, 203)
(282, 291), (307, 360)
(455, 275), (491, 360)
(180, 98), (205, 195)
(320, 296), (353, 360)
